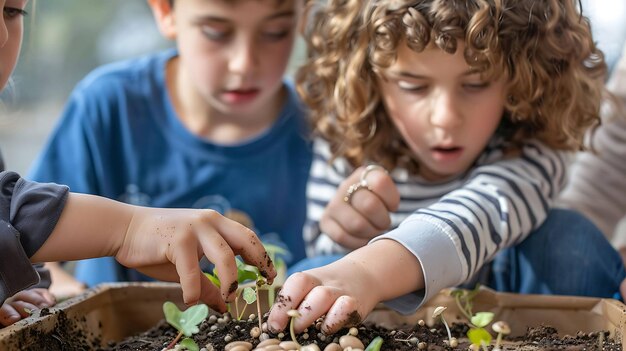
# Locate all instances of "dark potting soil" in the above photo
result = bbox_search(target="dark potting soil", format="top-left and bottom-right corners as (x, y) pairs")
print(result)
(103, 313), (622, 351)
(6, 310), (622, 350)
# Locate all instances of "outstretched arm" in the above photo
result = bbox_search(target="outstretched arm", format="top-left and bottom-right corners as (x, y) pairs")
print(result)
(31, 193), (276, 311)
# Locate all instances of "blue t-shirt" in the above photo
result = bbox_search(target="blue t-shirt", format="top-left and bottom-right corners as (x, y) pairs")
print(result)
(29, 49), (312, 285)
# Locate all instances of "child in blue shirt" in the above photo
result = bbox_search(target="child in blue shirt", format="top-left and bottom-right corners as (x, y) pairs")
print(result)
(29, 0), (312, 288)
(0, 0), (275, 327)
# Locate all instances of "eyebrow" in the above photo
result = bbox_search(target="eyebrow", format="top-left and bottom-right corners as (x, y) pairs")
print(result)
(194, 10), (295, 24)
(390, 69), (481, 79)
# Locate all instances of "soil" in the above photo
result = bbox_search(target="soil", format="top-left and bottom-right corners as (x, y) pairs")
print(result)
(7, 309), (622, 350)
(102, 312), (621, 351)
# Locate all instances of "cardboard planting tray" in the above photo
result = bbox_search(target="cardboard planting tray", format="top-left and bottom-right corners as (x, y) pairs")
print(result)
(0, 282), (624, 350)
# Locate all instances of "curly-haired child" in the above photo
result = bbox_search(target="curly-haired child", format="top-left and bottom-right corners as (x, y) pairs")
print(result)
(269, 0), (626, 334)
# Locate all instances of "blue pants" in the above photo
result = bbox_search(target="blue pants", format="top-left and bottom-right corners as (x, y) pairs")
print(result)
(288, 209), (626, 298)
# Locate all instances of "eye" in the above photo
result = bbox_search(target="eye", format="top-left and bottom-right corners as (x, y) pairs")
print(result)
(4, 7), (27, 19)
(463, 82), (490, 91)
(398, 80), (427, 92)
(261, 30), (290, 41)
(201, 26), (231, 42)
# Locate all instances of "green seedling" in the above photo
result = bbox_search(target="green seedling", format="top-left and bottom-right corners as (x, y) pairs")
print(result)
(450, 287), (502, 351)
(467, 312), (494, 351)
(450, 285), (480, 321)
(287, 309), (302, 348)
(365, 336), (384, 351)
(204, 243), (287, 321)
(162, 301), (209, 351)
(432, 306), (457, 347)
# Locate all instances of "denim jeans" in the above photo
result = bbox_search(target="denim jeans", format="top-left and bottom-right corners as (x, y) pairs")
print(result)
(288, 209), (626, 299)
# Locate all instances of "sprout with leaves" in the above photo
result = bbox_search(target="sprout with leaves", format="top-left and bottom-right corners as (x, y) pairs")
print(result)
(162, 302), (209, 351)
(467, 312), (494, 351)
(205, 243), (286, 323)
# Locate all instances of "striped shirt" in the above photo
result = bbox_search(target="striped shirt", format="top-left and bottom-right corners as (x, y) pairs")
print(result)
(305, 136), (569, 313)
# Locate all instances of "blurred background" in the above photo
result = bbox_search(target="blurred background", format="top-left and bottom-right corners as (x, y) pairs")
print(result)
(0, 0), (624, 174)
(0, 0), (306, 175)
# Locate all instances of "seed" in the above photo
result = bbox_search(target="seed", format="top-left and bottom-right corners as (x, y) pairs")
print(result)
(225, 341), (253, 351)
(348, 327), (358, 336)
(339, 335), (364, 350)
(250, 327), (261, 338)
(257, 338), (280, 348)
(323, 343), (342, 351)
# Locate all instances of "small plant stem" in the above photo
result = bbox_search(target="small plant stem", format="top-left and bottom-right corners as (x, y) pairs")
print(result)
(289, 315), (301, 348)
(237, 302), (248, 321)
(495, 333), (503, 349)
(480, 341), (488, 351)
(166, 331), (183, 350)
(256, 288), (263, 331)
(234, 296), (240, 321)
(442, 317), (453, 346)
(454, 296), (473, 321)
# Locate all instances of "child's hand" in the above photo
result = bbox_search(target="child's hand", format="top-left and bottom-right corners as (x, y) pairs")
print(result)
(268, 240), (423, 334)
(321, 166), (400, 249)
(115, 207), (277, 312)
(0, 288), (55, 327)
(267, 258), (379, 335)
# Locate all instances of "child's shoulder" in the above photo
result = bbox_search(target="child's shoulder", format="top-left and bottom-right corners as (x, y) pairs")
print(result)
(74, 48), (176, 95)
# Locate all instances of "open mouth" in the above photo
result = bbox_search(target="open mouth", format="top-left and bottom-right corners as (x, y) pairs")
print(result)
(431, 146), (464, 161)
(221, 88), (260, 103)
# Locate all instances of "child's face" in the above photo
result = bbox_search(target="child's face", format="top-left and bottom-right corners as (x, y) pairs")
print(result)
(377, 42), (507, 181)
(161, 0), (300, 116)
(0, 0), (27, 91)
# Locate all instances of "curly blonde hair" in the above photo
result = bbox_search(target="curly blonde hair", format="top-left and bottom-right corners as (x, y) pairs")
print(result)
(297, 0), (606, 173)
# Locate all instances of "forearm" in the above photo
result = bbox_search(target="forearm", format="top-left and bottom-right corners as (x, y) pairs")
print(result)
(31, 193), (133, 262)
(340, 239), (424, 302)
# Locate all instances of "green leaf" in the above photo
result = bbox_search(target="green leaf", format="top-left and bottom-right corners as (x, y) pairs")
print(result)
(236, 259), (260, 283)
(180, 337), (200, 351)
(449, 288), (465, 298)
(471, 312), (494, 328)
(204, 272), (221, 288)
(467, 328), (492, 346)
(263, 243), (288, 256)
(364, 336), (384, 351)
(242, 287), (257, 304)
(163, 302), (209, 337)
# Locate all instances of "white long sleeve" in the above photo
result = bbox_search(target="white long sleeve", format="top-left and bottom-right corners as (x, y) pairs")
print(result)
(306, 137), (568, 312)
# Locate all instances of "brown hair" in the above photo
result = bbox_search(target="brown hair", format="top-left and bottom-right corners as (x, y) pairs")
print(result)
(297, 0), (607, 173)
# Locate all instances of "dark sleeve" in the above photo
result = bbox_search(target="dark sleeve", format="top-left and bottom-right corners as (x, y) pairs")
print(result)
(0, 170), (68, 303)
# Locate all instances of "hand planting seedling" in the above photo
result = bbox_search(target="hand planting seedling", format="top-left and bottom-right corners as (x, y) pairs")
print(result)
(162, 302), (209, 351)
(205, 243), (286, 323)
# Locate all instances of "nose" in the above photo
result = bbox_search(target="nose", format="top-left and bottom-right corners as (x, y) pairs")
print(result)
(429, 90), (463, 129)
(228, 37), (258, 77)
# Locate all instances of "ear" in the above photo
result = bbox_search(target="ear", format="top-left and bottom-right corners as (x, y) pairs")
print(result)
(147, 0), (177, 39)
